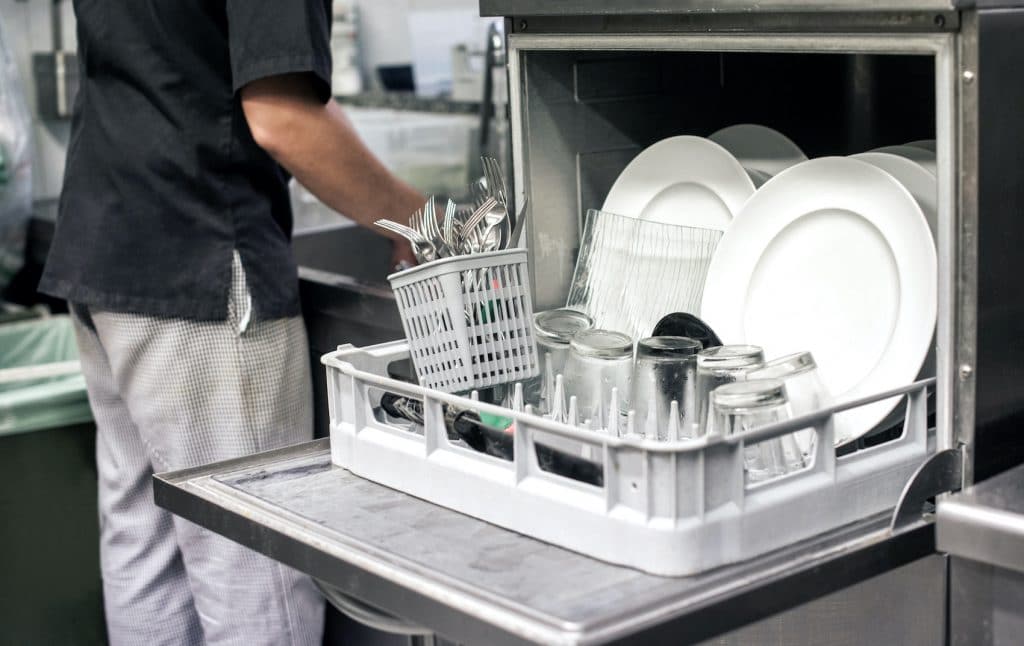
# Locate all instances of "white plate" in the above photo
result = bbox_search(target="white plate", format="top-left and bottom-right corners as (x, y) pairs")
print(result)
(603, 136), (755, 229)
(871, 145), (937, 177)
(904, 139), (937, 152)
(850, 152), (937, 241)
(700, 157), (937, 443)
(851, 152), (938, 409)
(744, 167), (774, 188)
(709, 124), (808, 178)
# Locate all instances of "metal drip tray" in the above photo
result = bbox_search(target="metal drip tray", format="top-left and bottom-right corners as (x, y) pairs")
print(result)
(155, 439), (935, 645)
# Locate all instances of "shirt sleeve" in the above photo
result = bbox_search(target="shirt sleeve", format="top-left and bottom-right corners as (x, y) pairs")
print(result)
(226, 0), (333, 103)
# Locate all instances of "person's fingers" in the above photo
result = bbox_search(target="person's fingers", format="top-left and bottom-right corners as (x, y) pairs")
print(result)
(390, 239), (418, 272)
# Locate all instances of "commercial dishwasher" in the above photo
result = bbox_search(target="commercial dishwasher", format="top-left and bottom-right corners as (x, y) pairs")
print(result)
(155, 2), (1024, 643)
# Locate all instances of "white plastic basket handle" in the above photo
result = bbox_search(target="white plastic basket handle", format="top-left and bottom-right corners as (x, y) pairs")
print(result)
(438, 271), (474, 377)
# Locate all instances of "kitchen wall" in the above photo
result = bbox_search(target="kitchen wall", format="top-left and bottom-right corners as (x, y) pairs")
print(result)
(354, 0), (486, 88)
(1, 0), (75, 201)
(1, 0), (487, 202)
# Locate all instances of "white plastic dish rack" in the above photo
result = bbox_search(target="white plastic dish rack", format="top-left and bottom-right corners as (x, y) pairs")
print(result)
(324, 340), (934, 577)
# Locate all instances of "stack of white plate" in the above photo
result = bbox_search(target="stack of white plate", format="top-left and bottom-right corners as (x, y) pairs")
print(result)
(593, 127), (939, 444)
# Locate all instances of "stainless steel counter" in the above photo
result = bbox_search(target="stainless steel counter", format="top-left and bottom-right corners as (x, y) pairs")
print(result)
(155, 439), (936, 646)
(937, 462), (1024, 573)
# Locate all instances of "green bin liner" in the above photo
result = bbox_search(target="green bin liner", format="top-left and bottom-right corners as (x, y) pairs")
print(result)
(0, 315), (93, 436)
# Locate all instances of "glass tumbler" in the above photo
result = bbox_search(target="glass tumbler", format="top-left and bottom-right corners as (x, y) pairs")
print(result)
(522, 309), (594, 413)
(562, 329), (634, 432)
(711, 379), (805, 484)
(630, 336), (703, 440)
(694, 345), (765, 436)
(748, 351), (831, 459)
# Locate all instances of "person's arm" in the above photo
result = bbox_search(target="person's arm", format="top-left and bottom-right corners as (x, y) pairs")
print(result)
(240, 73), (423, 267)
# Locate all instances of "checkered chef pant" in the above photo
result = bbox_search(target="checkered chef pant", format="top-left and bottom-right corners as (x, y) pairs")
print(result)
(70, 252), (324, 646)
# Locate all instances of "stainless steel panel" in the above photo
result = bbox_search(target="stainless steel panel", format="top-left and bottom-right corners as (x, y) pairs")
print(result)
(154, 441), (937, 646)
(481, 0), (961, 17)
(701, 555), (947, 646)
(937, 462), (1024, 574)
(950, 557), (1024, 646)
(955, 10), (980, 481)
(970, 8), (1024, 482)
(505, 14), (961, 35)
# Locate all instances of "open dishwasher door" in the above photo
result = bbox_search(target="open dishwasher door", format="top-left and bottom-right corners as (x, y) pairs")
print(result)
(155, 1), (1024, 643)
(155, 437), (945, 646)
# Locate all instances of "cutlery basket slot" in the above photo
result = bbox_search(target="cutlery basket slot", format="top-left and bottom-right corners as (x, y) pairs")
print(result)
(388, 249), (539, 393)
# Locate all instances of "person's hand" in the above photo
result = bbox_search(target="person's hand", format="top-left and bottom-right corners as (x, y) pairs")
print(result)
(390, 238), (418, 272)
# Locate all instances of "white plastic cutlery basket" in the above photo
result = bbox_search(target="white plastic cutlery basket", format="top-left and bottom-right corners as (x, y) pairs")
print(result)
(388, 249), (539, 393)
(324, 340), (935, 577)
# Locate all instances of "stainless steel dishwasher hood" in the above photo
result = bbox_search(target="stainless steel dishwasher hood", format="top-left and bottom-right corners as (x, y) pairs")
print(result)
(492, 0), (1024, 488)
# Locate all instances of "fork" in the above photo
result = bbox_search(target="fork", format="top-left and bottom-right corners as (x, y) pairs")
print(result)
(408, 207), (424, 239)
(442, 199), (458, 249)
(374, 220), (437, 263)
(482, 157), (508, 207)
(460, 197), (499, 252)
(481, 157), (511, 243)
(422, 197), (456, 258)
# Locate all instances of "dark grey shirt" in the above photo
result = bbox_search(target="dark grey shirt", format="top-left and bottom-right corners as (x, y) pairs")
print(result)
(40, 0), (332, 320)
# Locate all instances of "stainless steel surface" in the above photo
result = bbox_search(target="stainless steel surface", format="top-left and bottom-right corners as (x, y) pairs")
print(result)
(954, 10), (980, 483)
(950, 556), (1024, 646)
(481, 0), (963, 17)
(502, 13), (963, 36)
(890, 448), (963, 532)
(969, 8), (1024, 484)
(509, 197), (529, 247)
(937, 461), (1024, 574)
(155, 439), (936, 646)
(701, 555), (947, 646)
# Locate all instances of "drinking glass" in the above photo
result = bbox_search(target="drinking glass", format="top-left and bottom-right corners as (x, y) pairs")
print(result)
(562, 329), (634, 432)
(694, 344), (765, 435)
(566, 209), (724, 340)
(630, 336), (703, 440)
(712, 379), (805, 484)
(748, 351), (831, 459)
(522, 308), (594, 413)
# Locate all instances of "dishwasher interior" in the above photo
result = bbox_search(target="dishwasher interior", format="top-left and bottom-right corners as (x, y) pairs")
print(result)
(517, 49), (938, 310)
